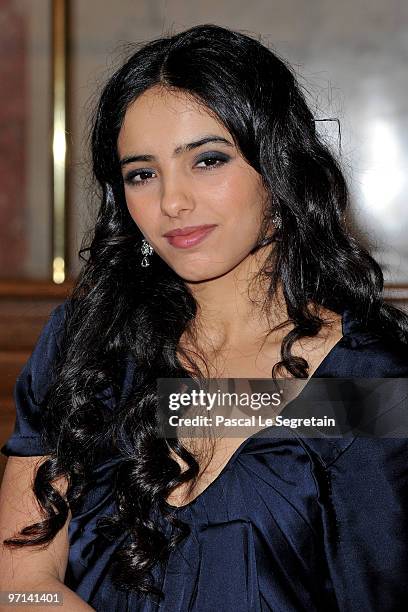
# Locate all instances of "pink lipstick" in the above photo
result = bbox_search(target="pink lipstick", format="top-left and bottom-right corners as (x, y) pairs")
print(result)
(163, 224), (217, 249)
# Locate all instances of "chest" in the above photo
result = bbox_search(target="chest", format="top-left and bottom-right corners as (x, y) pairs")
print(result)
(167, 322), (343, 507)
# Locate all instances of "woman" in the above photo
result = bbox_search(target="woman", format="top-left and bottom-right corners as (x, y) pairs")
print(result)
(1, 23), (408, 612)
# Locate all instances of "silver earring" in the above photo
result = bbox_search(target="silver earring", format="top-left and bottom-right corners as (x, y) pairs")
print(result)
(140, 238), (154, 267)
(106, 183), (114, 204)
(271, 211), (282, 230)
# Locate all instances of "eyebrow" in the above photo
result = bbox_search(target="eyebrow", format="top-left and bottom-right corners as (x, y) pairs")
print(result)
(119, 134), (234, 167)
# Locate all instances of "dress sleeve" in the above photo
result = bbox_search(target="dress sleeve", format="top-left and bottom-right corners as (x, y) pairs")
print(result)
(0, 302), (67, 457)
(321, 437), (408, 611)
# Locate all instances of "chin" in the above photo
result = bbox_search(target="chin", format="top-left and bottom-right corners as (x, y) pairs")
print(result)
(176, 268), (219, 283)
(174, 262), (235, 284)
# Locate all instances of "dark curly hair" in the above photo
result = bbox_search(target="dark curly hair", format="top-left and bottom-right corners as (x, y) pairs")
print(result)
(4, 23), (408, 602)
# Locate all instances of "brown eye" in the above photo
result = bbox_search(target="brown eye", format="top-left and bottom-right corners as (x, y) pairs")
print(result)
(124, 169), (156, 187)
(195, 152), (230, 170)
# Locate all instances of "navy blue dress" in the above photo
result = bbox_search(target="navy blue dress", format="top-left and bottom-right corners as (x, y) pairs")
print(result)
(2, 303), (408, 611)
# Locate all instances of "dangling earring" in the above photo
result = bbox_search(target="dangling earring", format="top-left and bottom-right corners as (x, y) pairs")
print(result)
(255, 211), (283, 249)
(140, 238), (154, 267)
(271, 211), (282, 230)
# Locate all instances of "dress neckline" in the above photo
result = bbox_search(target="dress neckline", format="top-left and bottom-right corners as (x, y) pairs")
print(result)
(163, 308), (354, 511)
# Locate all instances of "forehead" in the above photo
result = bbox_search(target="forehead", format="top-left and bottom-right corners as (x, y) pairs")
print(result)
(117, 86), (231, 152)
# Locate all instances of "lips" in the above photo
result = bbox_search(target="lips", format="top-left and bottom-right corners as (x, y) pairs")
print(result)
(163, 224), (217, 237)
(163, 224), (217, 249)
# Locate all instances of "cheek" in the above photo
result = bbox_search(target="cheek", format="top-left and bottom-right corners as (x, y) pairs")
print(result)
(209, 178), (247, 220)
(223, 179), (265, 228)
(125, 198), (139, 223)
(220, 167), (264, 208)
(124, 193), (151, 229)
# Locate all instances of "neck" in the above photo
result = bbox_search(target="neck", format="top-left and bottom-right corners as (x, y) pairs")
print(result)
(184, 243), (287, 351)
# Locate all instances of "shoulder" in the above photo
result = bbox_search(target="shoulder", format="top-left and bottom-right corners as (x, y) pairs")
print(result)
(15, 299), (72, 401)
(11, 299), (71, 394)
(32, 299), (70, 358)
(325, 308), (408, 377)
(338, 335), (408, 376)
(47, 298), (71, 336)
(1, 300), (73, 457)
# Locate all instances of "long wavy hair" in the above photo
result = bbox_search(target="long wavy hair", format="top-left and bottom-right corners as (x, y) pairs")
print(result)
(4, 23), (408, 601)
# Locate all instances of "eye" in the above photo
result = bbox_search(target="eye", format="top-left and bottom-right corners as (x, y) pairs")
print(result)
(123, 152), (230, 187)
(195, 152), (230, 171)
(123, 169), (156, 187)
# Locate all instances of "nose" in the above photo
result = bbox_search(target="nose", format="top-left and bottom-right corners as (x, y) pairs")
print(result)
(160, 173), (195, 218)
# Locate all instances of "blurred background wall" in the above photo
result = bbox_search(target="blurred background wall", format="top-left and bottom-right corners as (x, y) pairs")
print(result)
(69, 0), (408, 286)
(0, 0), (407, 475)
(1, 0), (408, 284)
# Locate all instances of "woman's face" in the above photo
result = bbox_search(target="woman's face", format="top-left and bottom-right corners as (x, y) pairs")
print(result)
(117, 85), (269, 282)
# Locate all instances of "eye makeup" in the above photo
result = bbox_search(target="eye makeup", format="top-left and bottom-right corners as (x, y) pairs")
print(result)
(123, 151), (231, 187)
